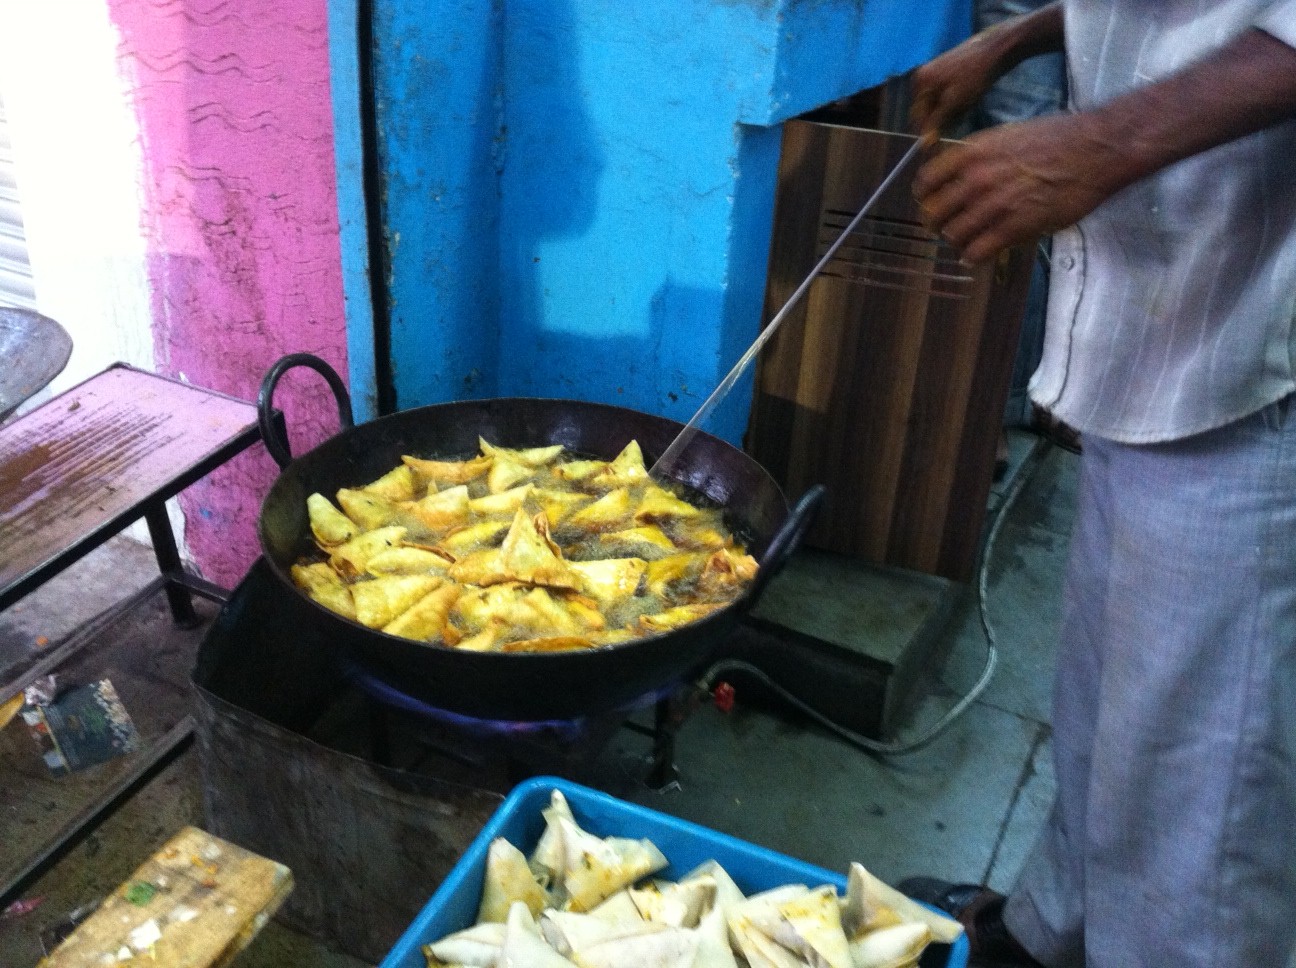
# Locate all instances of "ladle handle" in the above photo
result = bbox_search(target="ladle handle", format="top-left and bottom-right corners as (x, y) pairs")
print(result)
(746, 485), (826, 608)
(257, 353), (355, 469)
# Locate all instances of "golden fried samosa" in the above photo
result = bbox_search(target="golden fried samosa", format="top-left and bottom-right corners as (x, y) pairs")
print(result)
(634, 485), (702, 525)
(533, 489), (594, 527)
(435, 520), (511, 557)
(596, 525), (676, 559)
(408, 484), (471, 532)
(364, 547), (451, 577)
(454, 620), (507, 652)
(590, 440), (648, 490)
(568, 558), (647, 603)
(552, 458), (608, 483)
(697, 548), (759, 600)
(362, 464), (417, 502)
(381, 583), (459, 641)
(337, 488), (404, 531)
(291, 562), (356, 619)
(525, 588), (606, 633)
(351, 574), (441, 628)
(495, 508), (582, 590)
(452, 583), (533, 631)
(567, 489), (634, 532)
(307, 493), (358, 546)
(643, 553), (705, 599)
(446, 548), (506, 586)
(329, 526), (407, 578)
(637, 603), (724, 634)
(469, 483), (534, 516)
(488, 454), (534, 494)
(500, 635), (594, 653)
(478, 838), (550, 924)
(401, 453), (492, 487)
(479, 438), (565, 467)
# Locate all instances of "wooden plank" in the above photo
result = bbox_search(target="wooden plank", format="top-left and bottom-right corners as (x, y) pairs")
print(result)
(746, 123), (1033, 582)
(0, 365), (260, 606)
(38, 826), (292, 968)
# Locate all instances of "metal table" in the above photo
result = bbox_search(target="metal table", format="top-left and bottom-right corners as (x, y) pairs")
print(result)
(0, 363), (267, 905)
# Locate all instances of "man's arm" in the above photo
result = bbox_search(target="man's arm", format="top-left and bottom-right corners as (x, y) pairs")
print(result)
(910, 2), (1064, 143)
(914, 28), (1296, 264)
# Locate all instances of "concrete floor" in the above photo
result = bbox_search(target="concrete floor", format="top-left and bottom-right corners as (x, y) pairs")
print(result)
(0, 436), (1076, 966)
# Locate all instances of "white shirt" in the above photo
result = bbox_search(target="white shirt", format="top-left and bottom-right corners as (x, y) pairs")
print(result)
(1029, 0), (1296, 443)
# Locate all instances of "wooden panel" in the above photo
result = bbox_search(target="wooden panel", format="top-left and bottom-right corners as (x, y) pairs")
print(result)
(0, 365), (260, 605)
(746, 123), (1033, 582)
(39, 826), (291, 968)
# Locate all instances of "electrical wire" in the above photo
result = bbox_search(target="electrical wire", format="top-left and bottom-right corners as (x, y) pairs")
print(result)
(700, 445), (1045, 756)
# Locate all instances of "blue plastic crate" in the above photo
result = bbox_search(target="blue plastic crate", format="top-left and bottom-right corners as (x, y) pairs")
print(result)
(381, 776), (969, 967)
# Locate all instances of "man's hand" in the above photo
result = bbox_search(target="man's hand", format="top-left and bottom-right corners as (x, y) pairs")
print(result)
(913, 114), (1123, 263)
(911, 3), (1064, 143)
(910, 33), (1006, 144)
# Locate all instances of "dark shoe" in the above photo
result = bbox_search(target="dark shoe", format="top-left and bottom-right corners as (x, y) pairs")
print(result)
(898, 878), (1044, 967)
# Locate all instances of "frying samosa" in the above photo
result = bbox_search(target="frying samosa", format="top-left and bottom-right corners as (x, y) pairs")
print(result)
(480, 438), (565, 467)
(336, 487), (404, 531)
(351, 574), (441, 629)
(329, 526), (408, 578)
(307, 493), (358, 546)
(402, 453), (492, 487)
(382, 583), (459, 641)
(362, 464), (417, 502)
(291, 562), (355, 619)
(409, 485), (472, 532)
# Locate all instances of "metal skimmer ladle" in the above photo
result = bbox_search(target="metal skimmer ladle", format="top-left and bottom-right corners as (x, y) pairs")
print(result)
(650, 137), (924, 479)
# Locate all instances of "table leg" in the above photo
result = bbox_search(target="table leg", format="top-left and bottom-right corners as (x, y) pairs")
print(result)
(144, 503), (199, 628)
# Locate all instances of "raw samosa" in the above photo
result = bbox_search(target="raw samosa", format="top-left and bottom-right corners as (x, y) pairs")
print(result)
(498, 902), (578, 968)
(848, 923), (931, 968)
(842, 863), (962, 944)
(570, 925), (699, 968)
(770, 885), (853, 968)
(478, 839), (550, 924)
(424, 921), (505, 967)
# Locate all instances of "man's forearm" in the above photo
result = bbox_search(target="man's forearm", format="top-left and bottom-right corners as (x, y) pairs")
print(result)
(1083, 28), (1296, 198)
(979, 2), (1065, 77)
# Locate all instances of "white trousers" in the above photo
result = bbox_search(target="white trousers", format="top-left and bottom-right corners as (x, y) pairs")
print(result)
(1004, 397), (1296, 967)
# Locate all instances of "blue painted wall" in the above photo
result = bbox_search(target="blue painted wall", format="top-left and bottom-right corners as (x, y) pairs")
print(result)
(366, 0), (968, 442)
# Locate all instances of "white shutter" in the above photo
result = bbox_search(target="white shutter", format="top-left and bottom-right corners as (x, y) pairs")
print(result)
(0, 92), (36, 310)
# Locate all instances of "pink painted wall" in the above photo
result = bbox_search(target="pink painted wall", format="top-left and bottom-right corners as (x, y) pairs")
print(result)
(108, 0), (349, 586)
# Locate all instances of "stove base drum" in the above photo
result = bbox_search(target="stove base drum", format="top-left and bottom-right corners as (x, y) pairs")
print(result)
(193, 559), (698, 963)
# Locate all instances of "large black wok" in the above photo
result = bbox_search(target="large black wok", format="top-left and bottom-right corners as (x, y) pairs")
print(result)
(256, 354), (823, 720)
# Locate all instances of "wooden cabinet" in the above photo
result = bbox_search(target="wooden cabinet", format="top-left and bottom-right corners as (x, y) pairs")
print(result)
(746, 123), (1034, 582)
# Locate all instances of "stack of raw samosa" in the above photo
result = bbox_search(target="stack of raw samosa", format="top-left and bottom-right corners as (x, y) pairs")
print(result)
(425, 791), (963, 967)
(291, 440), (759, 652)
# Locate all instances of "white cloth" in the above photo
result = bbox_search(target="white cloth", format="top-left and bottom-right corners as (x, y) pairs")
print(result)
(1003, 398), (1296, 966)
(1028, 0), (1296, 443)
